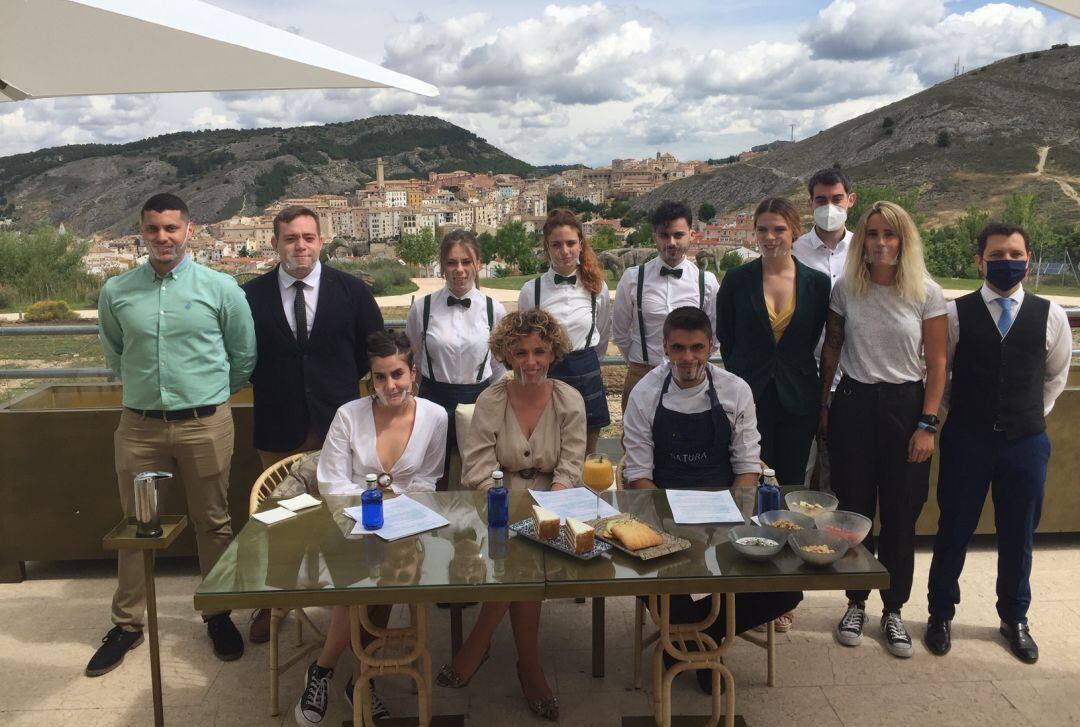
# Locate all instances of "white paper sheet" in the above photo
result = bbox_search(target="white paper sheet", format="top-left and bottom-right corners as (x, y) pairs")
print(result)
(345, 496), (450, 540)
(277, 493), (322, 512)
(251, 506), (297, 525)
(529, 488), (620, 522)
(665, 489), (745, 524)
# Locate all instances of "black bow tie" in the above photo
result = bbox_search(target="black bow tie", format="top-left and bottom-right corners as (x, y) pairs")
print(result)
(553, 273), (577, 285)
(446, 295), (472, 309)
(659, 266), (683, 279)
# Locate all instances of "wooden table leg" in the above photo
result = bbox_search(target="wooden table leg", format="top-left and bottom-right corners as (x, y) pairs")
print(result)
(647, 593), (736, 727)
(143, 550), (165, 727)
(592, 597), (605, 678)
(350, 604), (431, 727)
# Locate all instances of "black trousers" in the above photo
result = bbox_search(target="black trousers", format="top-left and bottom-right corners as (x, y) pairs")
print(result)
(756, 381), (818, 489)
(927, 421), (1050, 624)
(666, 591), (804, 643)
(827, 376), (930, 612)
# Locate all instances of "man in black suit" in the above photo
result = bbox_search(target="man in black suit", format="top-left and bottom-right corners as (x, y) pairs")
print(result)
(242, 205), (383, 640)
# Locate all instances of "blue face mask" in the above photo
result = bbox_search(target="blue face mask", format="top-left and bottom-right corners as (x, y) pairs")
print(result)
(984, 259), (1028, 291)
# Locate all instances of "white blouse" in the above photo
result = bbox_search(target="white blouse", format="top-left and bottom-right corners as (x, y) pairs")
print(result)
(317, 396), (448, 495)
(405, 285), (507, 384)
(517, 270), (611, 355)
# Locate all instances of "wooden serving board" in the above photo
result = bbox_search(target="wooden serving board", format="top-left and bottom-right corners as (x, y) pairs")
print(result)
(588, 514), (691, 561)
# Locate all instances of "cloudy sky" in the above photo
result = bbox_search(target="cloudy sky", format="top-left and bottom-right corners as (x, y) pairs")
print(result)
(2, 0), (1077, 166)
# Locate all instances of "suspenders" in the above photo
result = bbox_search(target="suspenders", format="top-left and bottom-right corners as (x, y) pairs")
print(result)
(533, 274), (596, 352)
(422, 293), (494, 383)
(636, 263), (707, 364)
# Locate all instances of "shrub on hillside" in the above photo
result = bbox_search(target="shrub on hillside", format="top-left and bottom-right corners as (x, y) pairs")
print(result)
(25, 300), (76, 322)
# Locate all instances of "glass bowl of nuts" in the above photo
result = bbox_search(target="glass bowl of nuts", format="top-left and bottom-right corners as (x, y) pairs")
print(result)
(788, 530), (849, 567)
(758, 509), (816, 532)
(784, 490), (839, 520)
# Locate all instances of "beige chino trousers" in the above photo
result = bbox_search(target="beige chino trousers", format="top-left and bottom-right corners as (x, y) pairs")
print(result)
(111, 403), (234, 629)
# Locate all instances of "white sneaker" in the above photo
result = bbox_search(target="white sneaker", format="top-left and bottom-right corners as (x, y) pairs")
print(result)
(295, 662), (332, 726)
(835, 602), (866, 647)
(881, 612), (914, 658)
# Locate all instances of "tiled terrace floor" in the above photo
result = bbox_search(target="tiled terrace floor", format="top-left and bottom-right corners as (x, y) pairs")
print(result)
(2, 542), (1079, 726)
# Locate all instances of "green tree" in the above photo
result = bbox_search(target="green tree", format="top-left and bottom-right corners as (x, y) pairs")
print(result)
(396, 227), (438, 274)
(1003, 192), (1059, 259)
(477, 231), (498, 264)
(589, 226), (620, 252)
(848, 185), (924, 231)
(0, 222), (92, 302)
(698, 203), (717, 222)
(718, 250), (744, 271)
(627, 222), (654, 247)
(494, 220), (538, 274)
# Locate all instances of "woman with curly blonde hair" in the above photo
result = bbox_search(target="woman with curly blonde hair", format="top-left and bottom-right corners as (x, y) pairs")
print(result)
(819, 200), (947, 659)
(437, 308), (585, 720)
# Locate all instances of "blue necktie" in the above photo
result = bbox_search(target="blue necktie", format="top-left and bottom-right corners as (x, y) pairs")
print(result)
(996, 297), (1014, 337)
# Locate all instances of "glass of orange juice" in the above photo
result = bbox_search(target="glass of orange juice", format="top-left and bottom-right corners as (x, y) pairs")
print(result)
(582, 453), (614, 519)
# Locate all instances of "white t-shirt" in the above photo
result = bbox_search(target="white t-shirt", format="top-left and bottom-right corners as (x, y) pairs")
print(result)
(830, 277), (947, 385)
(518, 270), (612, 355)
(622, 362), (761, 483)
(317, 396), (448, 495)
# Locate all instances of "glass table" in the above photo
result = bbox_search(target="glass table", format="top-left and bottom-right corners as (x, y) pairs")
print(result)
(195, 489), (889, 726)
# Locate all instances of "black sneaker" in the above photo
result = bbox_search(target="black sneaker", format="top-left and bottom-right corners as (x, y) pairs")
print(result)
(206, 612), (244, 661)
(881, 611), (914, 658)
(344, 678), (391, 721)
(835, 602), (866, 647)
(85, 625), (144, 677)
(296, 662), (333, 725)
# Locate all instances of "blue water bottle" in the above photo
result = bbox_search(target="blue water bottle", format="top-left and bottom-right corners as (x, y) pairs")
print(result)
(487, 469), (509, 527)
(361, 473), (384, 531)
(756, 467), (782, 516)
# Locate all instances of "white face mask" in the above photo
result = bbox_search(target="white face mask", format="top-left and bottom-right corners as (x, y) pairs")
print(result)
(813, 204), (848, 233)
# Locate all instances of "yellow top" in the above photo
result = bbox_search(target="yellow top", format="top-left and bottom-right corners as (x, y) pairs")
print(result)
(766, 289), (796, 342)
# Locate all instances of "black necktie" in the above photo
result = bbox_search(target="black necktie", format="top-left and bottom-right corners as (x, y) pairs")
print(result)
(659, 266), (683, 279)
(553, 273), (577, 285)
(292, 280), (308, 347)
(446, 295), (472, 309)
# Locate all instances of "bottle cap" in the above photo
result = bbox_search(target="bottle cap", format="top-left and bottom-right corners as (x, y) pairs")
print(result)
(762, 468), (776, 478)
(365, 473), (378, 489)
(492, 469), (504, 480)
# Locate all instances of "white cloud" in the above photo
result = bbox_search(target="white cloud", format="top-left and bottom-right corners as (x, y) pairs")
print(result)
(0, 1), (1076, 166)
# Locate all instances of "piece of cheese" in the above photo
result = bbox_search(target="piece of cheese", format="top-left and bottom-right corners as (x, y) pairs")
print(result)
(532, 504), (560, 540)
(563, 517), (596, 554)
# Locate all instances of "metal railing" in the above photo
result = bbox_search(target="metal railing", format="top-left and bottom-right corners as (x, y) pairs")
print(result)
(4, 310), (1080, 380)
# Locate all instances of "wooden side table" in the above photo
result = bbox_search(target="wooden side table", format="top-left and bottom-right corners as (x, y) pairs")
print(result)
(103, 515), (188, 727)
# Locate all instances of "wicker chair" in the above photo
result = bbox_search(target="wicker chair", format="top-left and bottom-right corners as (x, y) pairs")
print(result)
(249, 452), (326, 716)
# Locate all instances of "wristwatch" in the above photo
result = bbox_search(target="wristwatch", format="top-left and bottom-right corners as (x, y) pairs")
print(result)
(918, 413), (940, 426)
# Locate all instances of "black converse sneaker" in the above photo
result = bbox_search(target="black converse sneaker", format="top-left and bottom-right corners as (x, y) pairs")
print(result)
(344, 678), (391, 721)
(295, 662), (333, 725)
(835, 602), (866, 646)
(881, 611), (914, 658)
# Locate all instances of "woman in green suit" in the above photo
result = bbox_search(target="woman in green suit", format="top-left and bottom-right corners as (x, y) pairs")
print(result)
(717, 197), (830, 489)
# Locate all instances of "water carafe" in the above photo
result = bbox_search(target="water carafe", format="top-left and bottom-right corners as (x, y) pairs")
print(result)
(133, 471), (172, 538)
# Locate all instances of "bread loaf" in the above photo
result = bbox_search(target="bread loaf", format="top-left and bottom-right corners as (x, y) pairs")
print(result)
(611, 520), (663, 551)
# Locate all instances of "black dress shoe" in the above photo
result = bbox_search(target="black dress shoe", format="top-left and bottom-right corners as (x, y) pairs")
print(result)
(206, 612), (244, 661)
(1000, 621), (1038, 664)
(924, 616), (951, 656)
(85, 625), (144, 677)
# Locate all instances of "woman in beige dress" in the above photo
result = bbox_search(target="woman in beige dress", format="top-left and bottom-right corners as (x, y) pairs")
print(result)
(436, 309), (586, 721)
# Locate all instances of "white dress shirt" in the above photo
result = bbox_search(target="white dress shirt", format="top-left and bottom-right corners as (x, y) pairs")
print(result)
(405, 285), (507, 384)
(518, 270), (612, 356)
(317, 396), (448, 495)
(278, 261), (322, 338)
(612, 257), (720, 364)
(622, 362), (761, 482)
(943, 283), (1071, 416)
(792, 227), (852, 285)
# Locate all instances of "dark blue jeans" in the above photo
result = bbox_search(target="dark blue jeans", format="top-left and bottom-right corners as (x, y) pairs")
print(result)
(927, 420), (1050, 624)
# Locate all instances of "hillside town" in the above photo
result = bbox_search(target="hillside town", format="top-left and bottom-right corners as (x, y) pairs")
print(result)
(79, 153), (757, 276)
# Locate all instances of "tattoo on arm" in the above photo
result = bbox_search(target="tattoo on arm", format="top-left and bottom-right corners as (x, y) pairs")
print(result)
(824, 313), (845, 351)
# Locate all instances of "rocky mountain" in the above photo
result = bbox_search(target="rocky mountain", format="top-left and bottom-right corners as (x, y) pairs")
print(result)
(632, 45), (1080, 225)
(0, 115), (534, 236)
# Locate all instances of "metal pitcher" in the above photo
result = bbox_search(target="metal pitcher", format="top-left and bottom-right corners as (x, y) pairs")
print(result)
(133, 471), (172, 538)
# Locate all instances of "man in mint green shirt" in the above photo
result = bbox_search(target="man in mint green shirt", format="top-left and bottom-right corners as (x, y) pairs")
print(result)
(87, 193), (256, 678)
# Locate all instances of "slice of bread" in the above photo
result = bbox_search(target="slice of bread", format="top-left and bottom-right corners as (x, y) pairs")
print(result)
(563, 517), (595, 554)
(611, 520), (663, 551)
(532, 505), (560, 540)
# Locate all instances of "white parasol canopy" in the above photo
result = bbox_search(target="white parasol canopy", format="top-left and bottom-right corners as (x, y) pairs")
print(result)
(0, 0), (438, 102)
